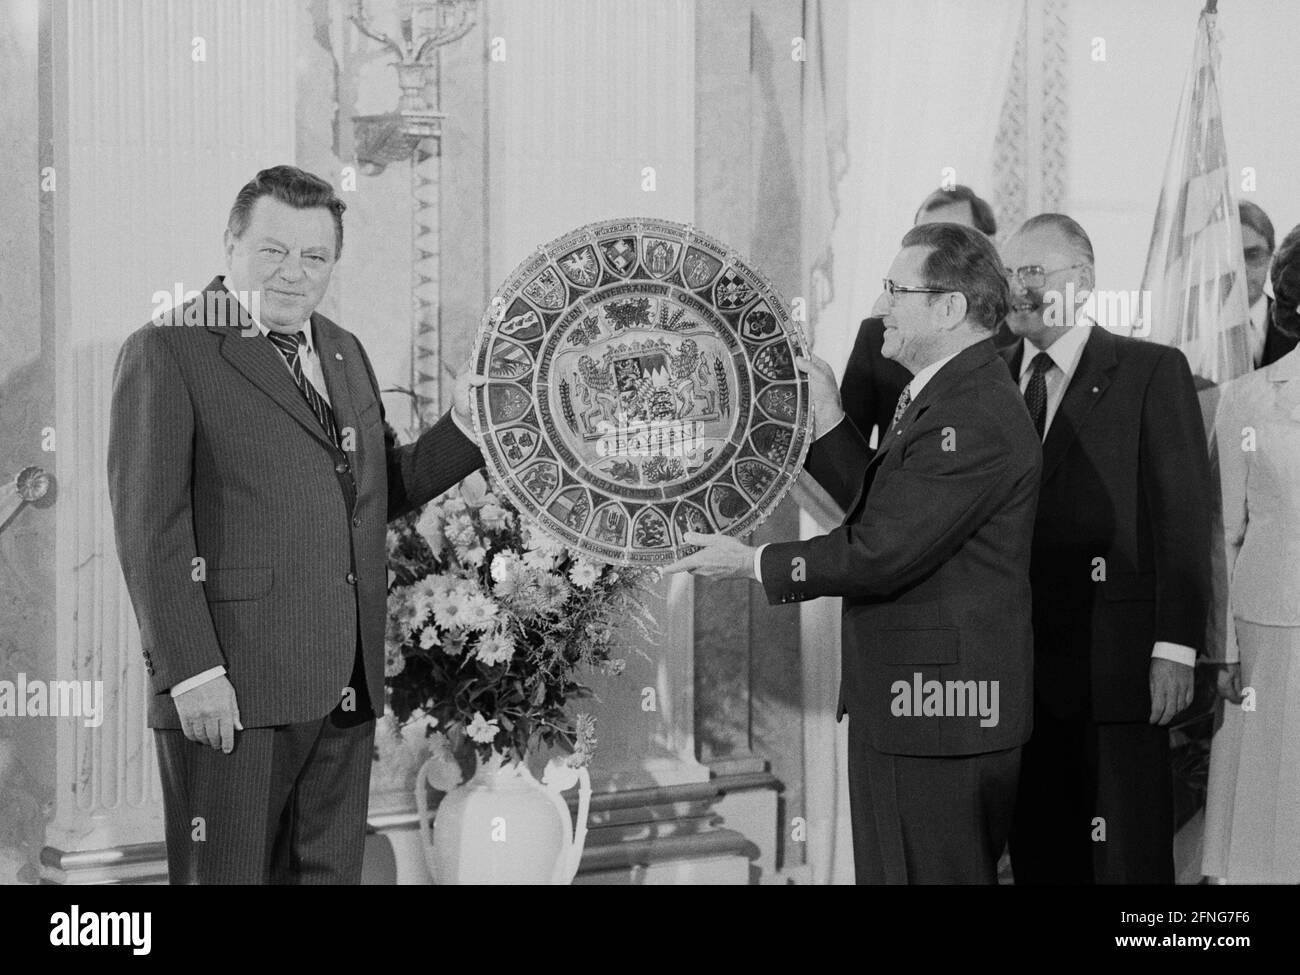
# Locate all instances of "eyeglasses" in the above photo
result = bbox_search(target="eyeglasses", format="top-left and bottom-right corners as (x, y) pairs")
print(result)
(1004, 263), (1087, 289)
(882, 278), (951, 301)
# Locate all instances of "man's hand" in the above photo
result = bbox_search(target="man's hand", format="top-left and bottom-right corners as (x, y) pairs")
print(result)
(452, 366), (488, 437)
(796, 355), (844, 440)
(1149, 656), (1194, 725)
(175, 675), (243, 753)
(1213, 663), (1244, 705)
(661, 531), (757, 580)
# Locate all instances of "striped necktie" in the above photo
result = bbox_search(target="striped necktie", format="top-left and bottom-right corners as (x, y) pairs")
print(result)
(265, 329), (340, 446)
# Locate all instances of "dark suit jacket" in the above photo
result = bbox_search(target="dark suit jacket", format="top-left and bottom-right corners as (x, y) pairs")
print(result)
(1262, 298), (1299, 367)
(108, 277), (483, 729)
(761, 339), (1042, 757)
(842, 316), (1017, 442)
(1001, 328), (1212, 723)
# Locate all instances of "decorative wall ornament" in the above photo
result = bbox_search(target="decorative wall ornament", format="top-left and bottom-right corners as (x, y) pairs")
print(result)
(992, 0), (1070, 237)
(1040, 0), (1070, 213)
(472, 218), (813, 566)
(349, 0), (479, 422)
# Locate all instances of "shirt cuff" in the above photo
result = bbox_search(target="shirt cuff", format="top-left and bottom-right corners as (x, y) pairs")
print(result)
(170, 666), (226, 697)
(451, 409), (476, 441)
(753, 543), (769, 583)
(1151, 642), (1196, 668)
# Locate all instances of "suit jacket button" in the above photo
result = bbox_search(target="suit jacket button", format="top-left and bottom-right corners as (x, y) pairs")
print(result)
(336, 461), (350, 475)
(346, 571), (357, 585)
(352, 515), (361, 527)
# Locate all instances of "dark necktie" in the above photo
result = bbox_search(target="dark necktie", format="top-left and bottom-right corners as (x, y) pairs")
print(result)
(265, 329), (340, 446)
(886, 385), (912, 436)
(1024, 351), (1053, 439)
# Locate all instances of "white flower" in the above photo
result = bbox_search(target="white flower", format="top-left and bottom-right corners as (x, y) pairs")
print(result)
(568, 557), (600, 590)
(536, 572), (572, 615)
(524, 523), (567, 556)
(443, 497), (468, 517)
(431, 587), (469, 630)
(490, 550), (523, 583)
(409, 574), (450, 621)
(475, 630), (516, 667)
(465, 712), (500, 744)
(418, 625), (440, 650)
(460, 591), (500, 631)
(445, 513), (477, 550)
(478, 502), (511, 532)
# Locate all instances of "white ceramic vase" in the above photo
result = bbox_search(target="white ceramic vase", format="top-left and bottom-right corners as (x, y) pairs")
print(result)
(416, 749), (591, 885)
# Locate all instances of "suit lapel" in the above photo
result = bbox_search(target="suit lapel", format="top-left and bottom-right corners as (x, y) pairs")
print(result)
(1040, 327), (1118, 483)
(202, 278), (336, 450)
(842, 339), (998, 521)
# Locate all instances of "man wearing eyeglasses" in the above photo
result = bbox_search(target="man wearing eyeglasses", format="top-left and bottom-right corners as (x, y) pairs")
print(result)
(665, 223), (1042, 884)
(840, 185), (1015, 449)
(999, 214), (1212, 885)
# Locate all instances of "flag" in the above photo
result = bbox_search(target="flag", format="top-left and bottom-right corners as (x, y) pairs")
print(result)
(1137, 4), (1252, 389)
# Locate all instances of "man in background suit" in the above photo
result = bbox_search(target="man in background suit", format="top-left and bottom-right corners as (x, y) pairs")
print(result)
(665, 223), (1042, 883)
(841, 185), (1012, 445)
(1002, 214), (1212, 884)
(1239, 200), (1278, 368)
(108, 165), (485, 884)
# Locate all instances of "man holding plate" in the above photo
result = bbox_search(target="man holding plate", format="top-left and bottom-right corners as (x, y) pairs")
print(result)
(664, 222), (1042, 884)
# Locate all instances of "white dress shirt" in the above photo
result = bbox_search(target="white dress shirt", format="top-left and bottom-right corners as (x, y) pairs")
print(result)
(752, 346), (965, 583)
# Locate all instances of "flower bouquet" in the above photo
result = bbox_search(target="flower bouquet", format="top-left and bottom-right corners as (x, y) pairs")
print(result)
(383, 469), (655, 780)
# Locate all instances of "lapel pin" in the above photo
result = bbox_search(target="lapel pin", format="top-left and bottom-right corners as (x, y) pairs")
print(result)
(335, 352), (343, 361)
(1091, 386), (1099, 394)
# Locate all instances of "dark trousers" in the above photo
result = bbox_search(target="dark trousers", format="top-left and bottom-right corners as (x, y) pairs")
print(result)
(154, 647), (375, 885)
(846, 716), (1021, 884)
(1009, 703), (1173, 884)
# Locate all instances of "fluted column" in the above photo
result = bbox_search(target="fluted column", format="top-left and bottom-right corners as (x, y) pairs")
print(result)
(42, 0), (297, 874)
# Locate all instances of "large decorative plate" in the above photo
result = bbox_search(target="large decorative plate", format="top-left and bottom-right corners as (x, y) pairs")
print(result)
(471, 217), (812, 566)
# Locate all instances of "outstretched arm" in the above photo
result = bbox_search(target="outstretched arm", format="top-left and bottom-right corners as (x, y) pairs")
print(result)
(760, 403), (1030, 603)
(354, 339), (486, 520)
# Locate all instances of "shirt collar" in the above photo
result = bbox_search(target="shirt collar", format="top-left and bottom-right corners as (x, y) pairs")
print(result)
(907, 346), (964, 400)
(220, 275), (315, 352)
(1250, 295), (1269, 333)
(1021, 323), (1090, 380)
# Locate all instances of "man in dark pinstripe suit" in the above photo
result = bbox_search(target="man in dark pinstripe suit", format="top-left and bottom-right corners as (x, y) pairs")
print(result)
(107, 166), (485, 884)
